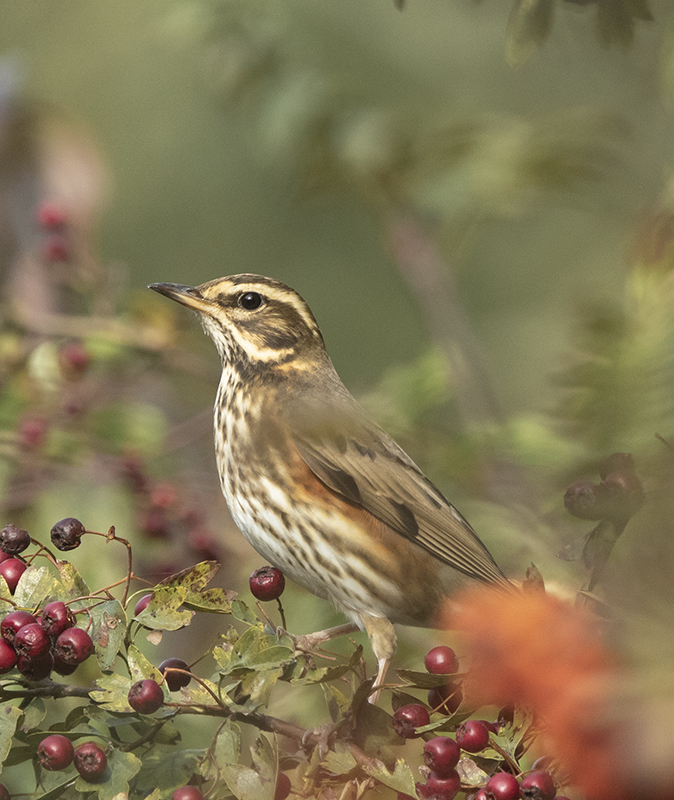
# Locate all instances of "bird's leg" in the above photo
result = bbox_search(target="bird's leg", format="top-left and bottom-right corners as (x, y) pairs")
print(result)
(286, 622), (360, 653)
(360, 616), (397, 704)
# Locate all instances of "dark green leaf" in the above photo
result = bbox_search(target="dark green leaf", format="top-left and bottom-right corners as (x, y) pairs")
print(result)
(32, 777), (77, 800)
(395, 669), (461, 689)
(2, 745), (33, 767)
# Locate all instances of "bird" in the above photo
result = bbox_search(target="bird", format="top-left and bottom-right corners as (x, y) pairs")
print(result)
(149, 274), (511, 698)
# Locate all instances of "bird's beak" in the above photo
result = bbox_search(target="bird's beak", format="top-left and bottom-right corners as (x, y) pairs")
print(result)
(148, 282), (213, 314)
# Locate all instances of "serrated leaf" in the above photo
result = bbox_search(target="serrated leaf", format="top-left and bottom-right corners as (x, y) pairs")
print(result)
(183, 587), (237, 613)
(364, 757), (417, 796)
(127, 643), (164, 683)
(321, 742), (357, 775)
(12, 565), (56, 609)
(135, 586), (194, 631)
(73, 749), (141, 799)
(91, 599), (127, 671)
(90, 672), (133, 712)
(236, 666), (283, 709)
(0, 703), (22, 772)
(395, 669), (460, 689)
(20, 696), (46, 732)
(214, 721), (276, 800)
(231, 599), (259, 626)
(158, 560), (219, 592)
(56, 560), (90, 599)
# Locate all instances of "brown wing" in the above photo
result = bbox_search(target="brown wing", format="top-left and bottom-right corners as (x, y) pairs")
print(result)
(289, 394), (508, 587)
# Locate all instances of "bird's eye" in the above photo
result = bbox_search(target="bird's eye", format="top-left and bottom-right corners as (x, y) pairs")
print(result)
(238, 292), (263, 311)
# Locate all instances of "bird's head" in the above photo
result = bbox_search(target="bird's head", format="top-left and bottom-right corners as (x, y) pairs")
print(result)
(149, 274), (325, 368)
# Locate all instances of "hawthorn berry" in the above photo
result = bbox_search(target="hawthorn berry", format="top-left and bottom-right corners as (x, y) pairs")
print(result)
(37, 734), (75, 771)
(1, 611), (36, 643)
(0, 640), (17, 673)
(17, 652), (53, 681)
(52, 653), (78, 676)
(472, 791), (489, 800)
(14, 623), (51, 659)
(456, 720), (491, 753)
(172, 788), (203, 800)
(427, 682), (463, 715)
(40, 601), (75, 638)
(128, 679), (164, 714)
(275, 772), (291, 800)
(423, 736), (460, 777)
(50, 518), (85, 551)
(74, 742), (107, 783)
(0, 559), (26, 593)
(485, 772), (521, 800)
(43, 234), (70, 263)
(54, 627), (94, 665)
(417, 770), (461, 799)
(392, 703), (430, 738)
(520, 771), (556, 800)
(476, 719), (500, 734)
(159, 658), (191, 691)
(18, 416), (48, 449)
(134, 594), (152, 616)
(0, 524), (30, 555)
(424, 645), (459, 674)
(37, 202), (68, 229)
(59, 341), (91, 378)
(249, 566), (285, 601)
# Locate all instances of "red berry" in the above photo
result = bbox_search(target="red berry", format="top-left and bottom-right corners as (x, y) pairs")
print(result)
(249, 566), (285, 601)
(14, 623), (51, 659)
(134, 594), (152, 616)
(40, 601), (75, 638)
(0, 552), (12, 565)
(476, 719), (500, 734)
(37, 203), (68, 229)
(17, 652), (53, 681)
(59, 341), (91, 378)
(427, 683), (463, 715)
(18, 416), (48, 449)
(0, 559), (26, 593)
(472, 791), (489, 800)
(0, 783), (9, 800)
(159, 658), (191, 691)
(424, 645), (459, 674)
(54, 627), (94, 665)
(128, 679), (164, 714)
(0, 639), (17, 673)
(50, 517), (85, 551)
(1, 611), (36, 643)
(73, 742), (107, 783)
(37, 734), (75, 771)
(416, 770), (460, 799)
(456, 720), (491, 753)
(275, 772), (291, 800)
(486, 772), (521, 800)
(0, 524), (30, 555)
(172, 788), (203, 800)
(52, 653), (78, 676)
(520, 771), (556, 800)
(43, 234), (70, 263)
(423, 736), (460, 776)
(392, 703), (430, 739)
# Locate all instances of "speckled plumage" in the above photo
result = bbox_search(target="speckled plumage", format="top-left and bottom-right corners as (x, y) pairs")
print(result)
(150, 274), (510, 691)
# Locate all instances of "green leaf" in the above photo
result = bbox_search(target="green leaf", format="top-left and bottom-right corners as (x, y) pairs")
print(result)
(33, 777), (77, 800)
(90, 672), (133, 712)
(214, 625), (293, 675)
(183, 587), (237, 613)
(321, 742), (357, 775)
(12, 565), (57, 609)
(0, 703), (22, 772)
(20, 696), (46, 732)
(395, 669), (460, 689)
(127, 643), (164, 683)
(352, 702), (399, 763)
(214, 720), (277, 800)
(91, 599), (127, 671)
(158, 560), (219, 592)
(364, 757), (417, 796)
(235, 666), (283, 709)
(73, 749), (141, 799)
(136, 585), (194, 631)
(56, 560), (90, 599)
(132, 744), (201, 794)
(457, 756), (489, 787)
(230, 599), (259, 626)
(2, 745), (33, 767)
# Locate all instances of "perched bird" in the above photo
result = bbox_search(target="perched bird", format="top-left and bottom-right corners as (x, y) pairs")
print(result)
(149, 274), (510, 697)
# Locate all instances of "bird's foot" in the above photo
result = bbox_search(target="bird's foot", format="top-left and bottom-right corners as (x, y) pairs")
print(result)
(278, 622), (360, 654)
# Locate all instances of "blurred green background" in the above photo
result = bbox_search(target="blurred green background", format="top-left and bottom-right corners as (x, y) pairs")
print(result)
(2, 0), (674, 772)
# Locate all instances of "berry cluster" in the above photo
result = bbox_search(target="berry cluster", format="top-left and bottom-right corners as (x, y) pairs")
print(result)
(393, 647), (567, 800)
(37, 734), (107, 783)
